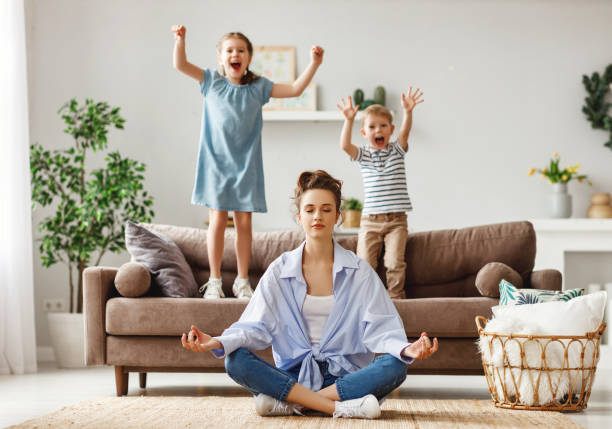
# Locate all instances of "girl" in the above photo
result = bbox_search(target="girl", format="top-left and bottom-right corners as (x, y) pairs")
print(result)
(171, 25), (324, 299)
(181, 170), (438, 419)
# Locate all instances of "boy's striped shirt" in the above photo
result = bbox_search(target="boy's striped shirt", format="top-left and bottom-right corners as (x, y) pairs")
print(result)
(352, 141), (413, 215)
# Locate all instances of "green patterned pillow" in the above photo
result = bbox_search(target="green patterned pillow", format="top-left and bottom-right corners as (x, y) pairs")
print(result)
(498, 279), (584, 306)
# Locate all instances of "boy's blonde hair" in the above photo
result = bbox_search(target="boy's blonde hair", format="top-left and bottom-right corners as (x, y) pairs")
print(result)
(361, 104), (393, 126)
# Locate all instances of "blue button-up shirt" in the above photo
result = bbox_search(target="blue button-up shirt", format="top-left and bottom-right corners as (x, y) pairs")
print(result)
(212, 239), (413, 391)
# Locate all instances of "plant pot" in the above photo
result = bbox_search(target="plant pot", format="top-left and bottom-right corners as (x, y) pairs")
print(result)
(550, 183), (572, 218)
(342, 210), (362, 228)
(47, 312), (85, 368)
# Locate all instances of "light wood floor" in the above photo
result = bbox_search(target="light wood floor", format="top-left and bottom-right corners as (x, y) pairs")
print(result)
(1, 363), (611, 428)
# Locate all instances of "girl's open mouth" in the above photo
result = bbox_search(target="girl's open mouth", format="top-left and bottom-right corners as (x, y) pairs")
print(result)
(230, 62), (241, 72)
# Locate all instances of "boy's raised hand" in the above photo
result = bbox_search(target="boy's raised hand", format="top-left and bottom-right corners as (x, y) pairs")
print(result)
(171, 25), (186, 41)
(311, 45), (324, 65)
(401, 86), (424, 112)
(337, 96), (360, 121)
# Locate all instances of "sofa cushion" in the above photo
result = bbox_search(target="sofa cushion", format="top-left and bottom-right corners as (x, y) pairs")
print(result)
(475, 262), (523, 297)
(404, 221), (535, 295)
(106, 296), (497, 338)
(125, 221), (199, 298)
(143, 224), (359, 296)
(106, 298), (248, 336)
(499, 279), (584, 306)
(394, 297), (498, 337)
(115, 262), (151, 297)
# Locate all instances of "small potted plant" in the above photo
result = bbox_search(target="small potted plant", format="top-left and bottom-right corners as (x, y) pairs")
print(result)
(528, 153), (592, 218)
(30, 99), (155, 367)
(341, 198), (363, 228)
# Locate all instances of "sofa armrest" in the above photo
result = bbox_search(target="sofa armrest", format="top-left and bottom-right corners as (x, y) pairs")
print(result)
(529, 269), (562, 291)
(84, 266), (118, 365)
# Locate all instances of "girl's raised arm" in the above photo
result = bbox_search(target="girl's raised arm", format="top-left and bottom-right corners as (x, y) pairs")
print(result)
(270, 45), (324, 98)
(172, 25), (204, 83)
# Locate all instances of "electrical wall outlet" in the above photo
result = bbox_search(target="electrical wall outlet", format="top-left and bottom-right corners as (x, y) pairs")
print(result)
(43, 299), (66, 312)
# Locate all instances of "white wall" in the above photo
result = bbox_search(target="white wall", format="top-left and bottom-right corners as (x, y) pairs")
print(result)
(26, 0), (612, 346)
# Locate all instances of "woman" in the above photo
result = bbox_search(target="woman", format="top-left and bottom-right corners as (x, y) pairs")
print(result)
(181, 170), (438, 419)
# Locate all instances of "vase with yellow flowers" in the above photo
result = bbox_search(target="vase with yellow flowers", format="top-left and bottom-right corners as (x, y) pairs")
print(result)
(528, 153), (592, 218)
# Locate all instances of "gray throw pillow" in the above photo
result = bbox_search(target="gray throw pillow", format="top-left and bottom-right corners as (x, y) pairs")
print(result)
(125, 221), (199, 298)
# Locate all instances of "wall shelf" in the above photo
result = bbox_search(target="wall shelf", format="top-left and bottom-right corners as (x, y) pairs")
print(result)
(263, 110), (343, 122)
(263, 110), (395, 122)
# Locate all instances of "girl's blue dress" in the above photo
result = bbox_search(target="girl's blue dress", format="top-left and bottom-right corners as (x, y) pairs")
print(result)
(191, 68), (274, 212)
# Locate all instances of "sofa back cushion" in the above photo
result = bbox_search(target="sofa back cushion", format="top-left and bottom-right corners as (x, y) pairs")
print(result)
(402, 221), (535, 297)
(142, 224), (356, 296)
(143, 221), (535, 298)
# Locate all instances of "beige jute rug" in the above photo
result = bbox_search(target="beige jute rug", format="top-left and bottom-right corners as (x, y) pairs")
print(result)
(9, 396), (583, 429)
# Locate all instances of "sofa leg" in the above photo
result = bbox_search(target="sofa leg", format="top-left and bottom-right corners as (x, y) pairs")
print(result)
(139, 372), (147, 389)
(115, 366), (128, 396)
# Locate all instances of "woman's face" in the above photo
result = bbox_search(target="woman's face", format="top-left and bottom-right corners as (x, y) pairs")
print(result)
(297, 189), (340, 239)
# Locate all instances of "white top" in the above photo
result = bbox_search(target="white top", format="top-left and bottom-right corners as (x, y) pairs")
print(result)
(301, 294), (335, 347)
(353, 141), (413, 215)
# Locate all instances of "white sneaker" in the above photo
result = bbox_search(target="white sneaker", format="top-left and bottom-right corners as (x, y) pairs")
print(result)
(232, 278), (254, 299)
(333, 394), (381, 419)
(254, 394), (302, 416)
(199, 278), (224, 299)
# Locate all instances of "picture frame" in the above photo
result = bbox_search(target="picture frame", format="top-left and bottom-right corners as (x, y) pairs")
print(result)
(263, 82), (317, 111)
(251, 46), (296, 83)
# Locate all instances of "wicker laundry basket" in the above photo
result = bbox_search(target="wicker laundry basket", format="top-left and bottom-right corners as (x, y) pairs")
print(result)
(475, 316), (606, 411)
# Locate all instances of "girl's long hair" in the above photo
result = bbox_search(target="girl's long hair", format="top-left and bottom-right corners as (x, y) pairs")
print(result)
(217, 32), (260, 85)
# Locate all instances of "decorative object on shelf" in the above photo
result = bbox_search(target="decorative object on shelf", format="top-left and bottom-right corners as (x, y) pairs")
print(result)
(341, 198), (363, 228)
(551, 183), (572, 218)
(250, 45), (295, 83)
(30, 99), (155, 366)
(528, 153), (592, 218)
(587, 192), (612, 218)
(264, 83), (317, 111)
(352, 86), (386, 110)
(582, 63), (612, 151)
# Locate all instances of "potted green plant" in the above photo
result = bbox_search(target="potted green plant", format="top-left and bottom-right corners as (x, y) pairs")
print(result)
(341, 198), (363, 228)
(30, 99), (154, 367)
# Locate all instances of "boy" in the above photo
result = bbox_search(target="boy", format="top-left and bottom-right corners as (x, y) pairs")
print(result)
(337, 88), (424, 299)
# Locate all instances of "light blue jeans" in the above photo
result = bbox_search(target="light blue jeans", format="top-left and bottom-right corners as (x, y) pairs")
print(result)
(225, 348), (407, 402)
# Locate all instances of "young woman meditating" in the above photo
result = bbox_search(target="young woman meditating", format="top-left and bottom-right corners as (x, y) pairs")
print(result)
(181, 170), (438, 419)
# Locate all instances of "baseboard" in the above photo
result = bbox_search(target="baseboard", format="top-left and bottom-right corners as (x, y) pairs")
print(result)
(37, 346), (55, 363)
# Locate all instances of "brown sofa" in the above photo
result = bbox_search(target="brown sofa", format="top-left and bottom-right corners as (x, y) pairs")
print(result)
(84, 221), (561, 396)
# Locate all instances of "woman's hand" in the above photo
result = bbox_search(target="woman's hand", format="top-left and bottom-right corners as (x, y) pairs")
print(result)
(171, 25), (186, 41)
(311, 45), (324, 65)
(181, 325), (222, 353)
(401, 87), (424, 112)
(402, 332), (438, 360)
(337, 96), (360, 121)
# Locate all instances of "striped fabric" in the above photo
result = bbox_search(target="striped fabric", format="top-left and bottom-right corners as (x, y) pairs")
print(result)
(353, 141), (413, 215)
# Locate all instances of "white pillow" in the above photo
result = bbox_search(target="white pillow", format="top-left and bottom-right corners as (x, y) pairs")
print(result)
(491, 291), (607, 335)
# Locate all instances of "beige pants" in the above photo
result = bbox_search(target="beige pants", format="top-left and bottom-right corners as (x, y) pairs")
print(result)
(357, 212), (408, 299)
